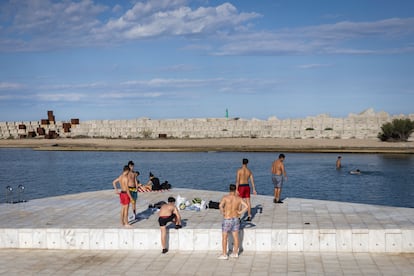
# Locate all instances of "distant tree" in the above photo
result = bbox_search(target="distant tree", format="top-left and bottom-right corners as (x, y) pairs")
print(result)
(378, 118), (414, 142)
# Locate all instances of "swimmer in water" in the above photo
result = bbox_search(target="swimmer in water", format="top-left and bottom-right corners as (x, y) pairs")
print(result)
(350, 169), (361, 175)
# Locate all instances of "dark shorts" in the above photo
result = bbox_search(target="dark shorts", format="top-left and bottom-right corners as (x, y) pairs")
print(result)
(238, 184), (250, 198)
(119, 191), (130, 205)
(128, 187), (138, 201)
(158, 214), (176, 226)
(272, 174), (284, 188)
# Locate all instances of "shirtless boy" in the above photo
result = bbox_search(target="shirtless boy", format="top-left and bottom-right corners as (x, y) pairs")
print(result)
(271, 154), (288, 203)
(236, 158), (256, 221)
(112, 165), (133, 228)
(127, 161), (139, 217)
(218, 184), (248, 260)
(336, 156), (342, 169)
(158, 197), (182, 254)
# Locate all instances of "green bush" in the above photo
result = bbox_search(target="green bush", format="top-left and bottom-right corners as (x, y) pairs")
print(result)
(378, 118), (414, 142)
(141, 129), (152, 138)
(305, 127), (314, 131)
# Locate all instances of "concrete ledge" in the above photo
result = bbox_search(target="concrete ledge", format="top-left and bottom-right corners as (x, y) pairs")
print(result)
(1, 227), (413, 252)
(1, 188), (413, 252)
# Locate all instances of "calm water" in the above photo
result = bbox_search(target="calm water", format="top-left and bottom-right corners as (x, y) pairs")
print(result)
(0, 149), (413, 208)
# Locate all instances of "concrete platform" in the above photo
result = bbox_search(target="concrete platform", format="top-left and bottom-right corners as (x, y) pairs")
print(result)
(0, 188), (413, 253)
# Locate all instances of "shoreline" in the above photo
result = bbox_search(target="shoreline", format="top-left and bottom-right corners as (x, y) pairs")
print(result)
(0, 137), (413, 153)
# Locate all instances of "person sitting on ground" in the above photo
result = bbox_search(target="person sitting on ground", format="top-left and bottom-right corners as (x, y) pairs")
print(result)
(158, 197), (182, 254)
(137, 172), (156, 192)
(147, 172), (162, 191)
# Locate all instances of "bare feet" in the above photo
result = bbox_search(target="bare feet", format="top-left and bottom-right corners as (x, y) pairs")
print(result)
(123, 224), (133, 228)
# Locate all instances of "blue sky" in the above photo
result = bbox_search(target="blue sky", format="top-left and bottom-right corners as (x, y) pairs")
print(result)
(0, 0), (413, 122)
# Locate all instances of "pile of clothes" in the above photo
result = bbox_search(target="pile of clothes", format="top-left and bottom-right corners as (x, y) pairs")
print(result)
(176, 195), (207, 211)
(148, 196), (220, 212)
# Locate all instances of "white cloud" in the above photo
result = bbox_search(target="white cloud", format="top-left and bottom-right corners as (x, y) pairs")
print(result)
(38, 82), (106, 90)
(0, 0), (260, 51)
(159, 63), (196, 72)
(121, 78), (225, 88)
(297, 64), (333, 69)
(99, 92), (163, 98)
(0, 82), (24, 90)
(0, 0), (108, 51)
(297, 18), (414, 40)
(119, 77), (281, 96)
(36, 93), (84, 101)
(214, 17), (414, 56)
(0, 1), (413, 55)
(102, 2), (260, 39)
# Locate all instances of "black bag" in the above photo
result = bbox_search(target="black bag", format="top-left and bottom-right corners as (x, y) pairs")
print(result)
(152, 177), (162, 190)
(208, 200), (220, 209)
(161, 181), (171, 190)
(149, 201), (166, 209)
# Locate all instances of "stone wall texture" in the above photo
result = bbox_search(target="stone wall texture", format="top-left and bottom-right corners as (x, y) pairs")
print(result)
(1, 109), (413, 140)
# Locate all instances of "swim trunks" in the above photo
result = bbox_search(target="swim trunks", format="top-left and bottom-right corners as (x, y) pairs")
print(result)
(158, 214), (176, 226)
(128, 187), (138, 201)
(222, 217), (240, 232)
(272, 174), (284, 188)
(238, 184), (250, 198)
(119, 191), (130, 205)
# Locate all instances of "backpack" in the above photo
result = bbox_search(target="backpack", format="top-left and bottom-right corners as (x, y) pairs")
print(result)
(208, 200), (220, 209)
(152, 177), (161, 190)
(161, 181), (171, 190)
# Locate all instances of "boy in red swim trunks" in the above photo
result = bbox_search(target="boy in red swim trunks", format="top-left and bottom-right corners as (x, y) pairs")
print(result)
(236, 158), (257, 221)
(113, 165), (133, 228)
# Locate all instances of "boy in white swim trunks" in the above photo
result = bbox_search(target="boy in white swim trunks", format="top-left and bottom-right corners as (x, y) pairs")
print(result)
(218, 184), (248, 260)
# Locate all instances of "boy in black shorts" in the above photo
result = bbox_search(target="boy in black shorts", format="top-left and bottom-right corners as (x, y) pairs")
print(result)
(158, 197), (182, 253)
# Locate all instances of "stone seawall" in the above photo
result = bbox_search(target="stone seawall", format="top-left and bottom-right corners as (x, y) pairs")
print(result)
(1, 109), (413, 140)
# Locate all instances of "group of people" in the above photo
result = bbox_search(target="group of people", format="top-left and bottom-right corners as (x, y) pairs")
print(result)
(112, 154), (289, 257)
(111, 161), (136, 228)
(112, 160), (181, 253)
(233, 154), (288, 219)
(112, 161), (165, 227)
(217, 154), (287, 259)
(336, 155), (362, 174)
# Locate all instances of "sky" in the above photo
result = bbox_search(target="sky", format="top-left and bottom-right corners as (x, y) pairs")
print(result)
(0, 0), (413, 122)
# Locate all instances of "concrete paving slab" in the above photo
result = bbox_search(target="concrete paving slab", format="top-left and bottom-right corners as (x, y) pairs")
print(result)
(0, 249), (413, 275)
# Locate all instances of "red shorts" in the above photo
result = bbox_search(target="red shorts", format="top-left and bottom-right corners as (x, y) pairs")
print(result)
(238, 184), (250, 198)
(119, 192), (130, 205)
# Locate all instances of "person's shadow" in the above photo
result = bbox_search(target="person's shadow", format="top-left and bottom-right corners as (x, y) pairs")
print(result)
(129, 207), (158, 225)
(228, 205), (262, 255)
(240, 204), (263, 221)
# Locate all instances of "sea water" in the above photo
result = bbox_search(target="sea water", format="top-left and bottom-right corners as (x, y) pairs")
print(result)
(0, 149), (413, 208)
